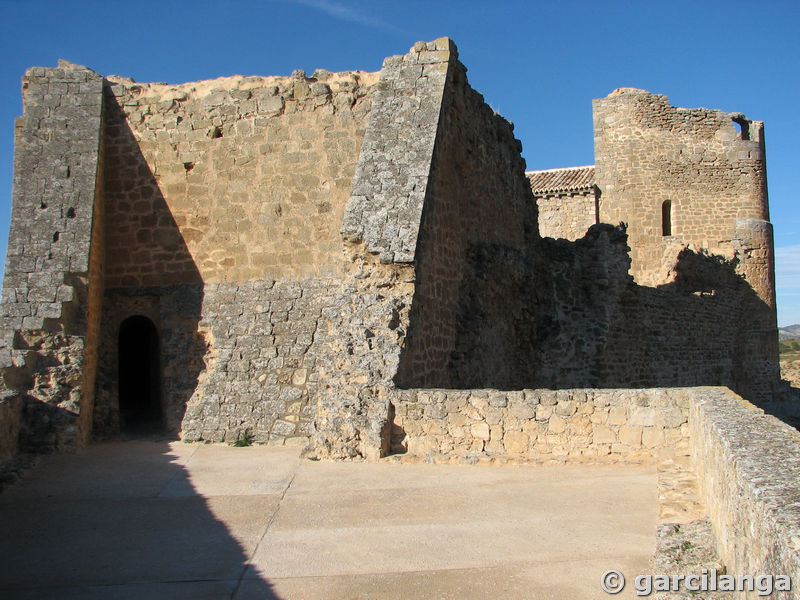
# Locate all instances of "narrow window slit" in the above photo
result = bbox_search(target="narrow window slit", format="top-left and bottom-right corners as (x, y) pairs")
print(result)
(662, 200), (672, 236)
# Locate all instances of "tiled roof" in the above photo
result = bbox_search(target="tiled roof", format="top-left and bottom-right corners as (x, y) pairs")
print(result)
(527, 165), (595, 195)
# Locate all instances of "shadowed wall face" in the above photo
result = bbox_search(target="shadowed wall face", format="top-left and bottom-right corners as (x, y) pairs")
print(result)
(97, 67), (384, 446)
(395, 54), (536, 389)
(0, 41), (783, 462)
(94, 92), (205, 437)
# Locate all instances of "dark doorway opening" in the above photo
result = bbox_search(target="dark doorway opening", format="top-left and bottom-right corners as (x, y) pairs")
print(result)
(118, 315), (163, 434)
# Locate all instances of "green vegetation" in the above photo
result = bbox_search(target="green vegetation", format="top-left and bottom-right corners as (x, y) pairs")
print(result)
(779, 339), (800, 361)
(233, 432), (253, 447)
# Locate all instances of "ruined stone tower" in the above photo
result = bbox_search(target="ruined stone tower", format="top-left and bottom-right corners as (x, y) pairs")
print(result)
(0, 40), (779, 463)
(529, 88), (778, 402)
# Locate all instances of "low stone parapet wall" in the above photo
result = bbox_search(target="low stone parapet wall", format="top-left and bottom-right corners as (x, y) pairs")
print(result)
(689, 387), (800, 592)
(394, 384), (800, 590)
(391, 387), (692, 460)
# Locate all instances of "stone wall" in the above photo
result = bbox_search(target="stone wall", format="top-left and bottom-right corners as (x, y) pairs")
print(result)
(527, 166), (597, 241)
(689, 388), (800, 594)
(395, 210), (773, 400)
(593, 88), (772, 298)
(392, 387), (691, 461)
(94, 64), (383, 438)
(592, 89), (778, 392)
(91, 40), (458, 454)
(93, 283), (206, 436)
(311, 37), (538, 455)
(0, 61), (104, 456)
(314, 39), (457, 458)
(184, 278), (357, 447)
(599, 247), (775, 400)
(536, 189), (596, 241)
(341, 39), (451, 264)
(103, 68), (378, 286)
(393, 43), (536, 388)
(0, 40), (783, 465)
(436, 224), (631, 390)
(94, 41), (451, 453)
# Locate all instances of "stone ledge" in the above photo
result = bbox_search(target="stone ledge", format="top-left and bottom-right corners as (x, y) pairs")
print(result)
(689, 387), (800, 588)
(392, 387), (692, 461)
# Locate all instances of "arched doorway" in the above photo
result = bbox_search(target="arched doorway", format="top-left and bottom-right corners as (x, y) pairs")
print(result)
(118, 315), (163, 433)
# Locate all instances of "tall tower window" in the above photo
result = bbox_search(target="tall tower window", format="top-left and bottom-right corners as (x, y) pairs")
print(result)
(662, 200), (672, 236)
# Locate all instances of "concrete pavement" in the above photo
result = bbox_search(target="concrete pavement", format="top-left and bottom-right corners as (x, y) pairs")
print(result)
(0, 441), (658, 599)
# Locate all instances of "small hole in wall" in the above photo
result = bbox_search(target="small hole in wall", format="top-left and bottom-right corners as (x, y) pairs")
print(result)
(210, 126), (223, 139)
(65, 166), (70, 178)
(66, 207), (76, 218)
(40, 201), (48, 209)
(52, 231), (59, 243)
(176, 116), (183, 124)
(388, 308), (401, 330)
(732, 117), (750, 141)
(183, 162), (194, 172)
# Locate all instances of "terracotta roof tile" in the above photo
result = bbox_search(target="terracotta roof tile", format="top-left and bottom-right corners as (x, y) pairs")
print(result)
(527, 165), (595, 195)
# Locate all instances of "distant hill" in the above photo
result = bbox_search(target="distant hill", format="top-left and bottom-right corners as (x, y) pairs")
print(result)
(779, 325), (800, 340)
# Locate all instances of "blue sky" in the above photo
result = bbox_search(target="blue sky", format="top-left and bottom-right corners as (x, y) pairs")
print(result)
(0, 0), (797, 325)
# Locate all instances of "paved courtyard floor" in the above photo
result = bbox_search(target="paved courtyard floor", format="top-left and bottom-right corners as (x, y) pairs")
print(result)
(0, 441), (657, 599)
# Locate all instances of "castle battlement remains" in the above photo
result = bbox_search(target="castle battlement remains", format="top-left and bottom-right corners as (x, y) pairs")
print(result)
(2, 38), (798, 587)
(0, 38), (779, 462)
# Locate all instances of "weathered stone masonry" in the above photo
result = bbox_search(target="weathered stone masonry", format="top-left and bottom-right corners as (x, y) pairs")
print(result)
(0, 61), (105, 455)
(592, 89), (778, 403)
(0, 37), (794, 590)
(0, 38), (782, 460)
(392, 387), (692, 460)
(528, 165), (597, 242)
(93, 63), (383, 444)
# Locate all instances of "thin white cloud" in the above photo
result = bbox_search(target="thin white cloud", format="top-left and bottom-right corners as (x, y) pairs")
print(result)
(286, 0), (406, 34)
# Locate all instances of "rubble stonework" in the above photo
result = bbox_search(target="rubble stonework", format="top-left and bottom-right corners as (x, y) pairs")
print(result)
(392, 387), (691, 460)
(0, 38), (793, 582)
(0, 36), (782, 452)
(0, 61), (105, 454)
(689, 387), (800, 595)
(0, 36), (782, 456)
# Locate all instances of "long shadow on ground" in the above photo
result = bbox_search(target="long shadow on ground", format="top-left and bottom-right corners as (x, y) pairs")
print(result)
(0, 441), (280, 600)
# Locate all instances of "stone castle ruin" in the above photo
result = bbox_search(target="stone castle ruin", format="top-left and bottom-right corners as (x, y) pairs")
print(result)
(1, 38), (797, 580)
